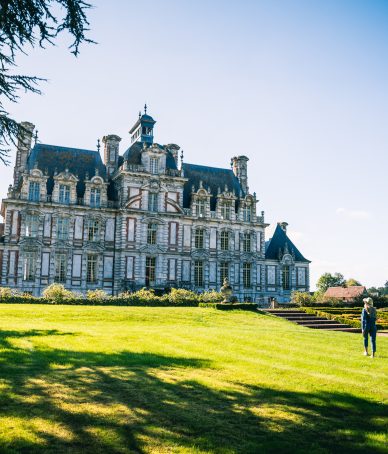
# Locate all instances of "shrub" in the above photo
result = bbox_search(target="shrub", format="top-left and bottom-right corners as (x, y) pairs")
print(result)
(291, 291), (315, 306)
(199, 290), (223, 303)
(86, 289), (110, 301)
(42, 283), (77, 303)
(199, 303), (258, 311)
(168, 288), (198, 304)
(0, 287), (13, 298)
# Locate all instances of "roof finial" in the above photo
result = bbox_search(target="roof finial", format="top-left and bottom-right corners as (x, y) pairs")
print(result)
(33, 130), (39, 145)
(139, 111), (141, 119)
(97, 139), (100, 152)
(144, 103), (147, 114)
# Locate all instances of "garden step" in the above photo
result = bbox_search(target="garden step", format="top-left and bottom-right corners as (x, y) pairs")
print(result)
(295, 319), (341, 325)
(301, 323), (351, 329)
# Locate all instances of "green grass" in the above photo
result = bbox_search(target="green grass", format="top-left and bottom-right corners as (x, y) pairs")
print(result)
(0, 305), (387, 453)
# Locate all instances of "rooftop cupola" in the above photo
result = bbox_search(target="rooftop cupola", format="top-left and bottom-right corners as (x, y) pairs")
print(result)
(129, 104), (156, 145)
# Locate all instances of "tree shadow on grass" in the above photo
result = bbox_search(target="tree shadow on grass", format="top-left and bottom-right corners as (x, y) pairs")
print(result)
(0, 329), (386, 453)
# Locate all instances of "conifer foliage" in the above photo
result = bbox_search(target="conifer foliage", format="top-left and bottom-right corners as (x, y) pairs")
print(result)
(0, 0), (94, 164)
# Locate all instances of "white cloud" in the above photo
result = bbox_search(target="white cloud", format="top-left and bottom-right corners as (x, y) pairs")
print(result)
(336, 207), (371, 220)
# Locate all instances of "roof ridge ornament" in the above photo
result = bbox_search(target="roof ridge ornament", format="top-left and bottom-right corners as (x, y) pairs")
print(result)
(144, 103), (147, 114)
(97, 139), (100, 153)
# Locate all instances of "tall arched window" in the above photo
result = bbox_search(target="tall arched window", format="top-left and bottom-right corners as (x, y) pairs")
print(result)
(220, 231), (229, 251)
(194, 228), (204, 249)
(242, 232), (251, 252)
(147, 223), (157, 245)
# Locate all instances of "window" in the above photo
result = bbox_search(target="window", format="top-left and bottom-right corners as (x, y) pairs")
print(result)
(243, 262), (252, 288)
(145, 256), (156, 286)
(194, 228), (204, 249)
(220, 262), (229, 283)
(220, 231), (229, 251)
(242, 232), (251, 252)
(88, 219), (100, 241)
(242, 205), (252, 222)
(150, 157), (159, 174)
(57, 217), (69, 240)
(90, 188), (101, 208)
(282, 266), (290, 290)
(147, 222), (157, 245)
(25, 214), (39, 237)
(59, 184), (70, 204)
(28, 181), (40, 202)
(86, 255), (98, 283)
(23, 252), (35, 281)
(198, 199), (206, 217)
(194, 260), (204, 287)
(148, 192), (158, 212)
(221, 202), (232, 220)
(55, 254), (67, 282)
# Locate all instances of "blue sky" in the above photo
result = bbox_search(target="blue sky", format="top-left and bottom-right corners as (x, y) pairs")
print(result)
(2, 0), (388, 289)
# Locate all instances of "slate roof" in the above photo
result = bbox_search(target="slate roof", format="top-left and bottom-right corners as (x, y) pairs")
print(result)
(123, 142), (178, 170)
(27, 143), (108, 198)
(182, 163), (244, 211)
(265, 224), (310, 263)
(324, 286), (366, 299)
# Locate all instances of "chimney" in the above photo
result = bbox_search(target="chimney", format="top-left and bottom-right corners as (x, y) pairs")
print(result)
(166, 143), (180, 167)
(102, 135), (121, 177)
(279, 222), (288, 233)
(13, 121), (35, 186)
(231, 155), (249, 194)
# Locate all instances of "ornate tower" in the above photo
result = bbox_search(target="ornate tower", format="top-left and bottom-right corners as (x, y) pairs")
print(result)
(231, 155), (249, 194)
(102, 135), (121, 177)
(13, 121), (35, 187)
(129, 105), (156, 145)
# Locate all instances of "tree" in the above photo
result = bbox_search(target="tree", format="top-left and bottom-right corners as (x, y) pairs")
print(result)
(345, 278), (362, 287)
(316, 272), (345, 294)
(0, 0), (94, 164)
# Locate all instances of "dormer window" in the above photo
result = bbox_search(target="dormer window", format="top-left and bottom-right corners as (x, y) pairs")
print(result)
(150, 157), (159, 174)
(28, 181), (40, 202)
(90, 188), (101, 208)
(221, 202), (232, 220)
(198, 199), (206, 217)
(59, 184), (70, 204)
(242, 205), (252, 222)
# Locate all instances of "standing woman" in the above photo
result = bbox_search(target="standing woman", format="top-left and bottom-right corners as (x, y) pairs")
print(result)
(361, 297), (377, 357)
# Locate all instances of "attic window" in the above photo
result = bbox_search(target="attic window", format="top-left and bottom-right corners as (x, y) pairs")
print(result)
(197, 199), (206, 217)
(150, 158), (159, 174)
(221, 202), (232, 220)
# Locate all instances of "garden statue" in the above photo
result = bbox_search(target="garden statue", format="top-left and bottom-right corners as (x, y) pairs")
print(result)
(220, 278), (234, 303)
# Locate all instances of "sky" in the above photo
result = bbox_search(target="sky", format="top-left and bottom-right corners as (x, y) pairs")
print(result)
(2, 0), (388, 289)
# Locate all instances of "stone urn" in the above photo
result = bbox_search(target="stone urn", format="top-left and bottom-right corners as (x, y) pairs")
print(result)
(220, 278), (234, 303)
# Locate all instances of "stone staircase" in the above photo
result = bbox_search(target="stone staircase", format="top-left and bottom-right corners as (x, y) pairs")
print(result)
(265, 309), (361, 333)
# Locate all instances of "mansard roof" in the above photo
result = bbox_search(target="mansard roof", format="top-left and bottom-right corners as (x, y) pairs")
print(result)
(265, 224), (310, 263)
(182, 163), (244, 210)
(122, 142), (178, 170)
(27, 143), (108, 198)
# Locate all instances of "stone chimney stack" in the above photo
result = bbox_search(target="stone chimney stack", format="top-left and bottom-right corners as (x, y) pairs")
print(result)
(13, 121), (35, 186)
(166, 143), (180, 167)
(231, 155), (249, 194)
(102, 135), (121, 177)
(279, 222), (288, 233)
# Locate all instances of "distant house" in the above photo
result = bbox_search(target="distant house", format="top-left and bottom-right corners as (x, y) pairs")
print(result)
(324, 286), (367, 302)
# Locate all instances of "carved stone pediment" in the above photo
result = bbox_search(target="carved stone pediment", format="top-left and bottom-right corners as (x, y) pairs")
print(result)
(139, 244), (167, 253)
(218, 252), (234, 261)
(140, 215), (165, 225)
(191, 249), (210, 260)
(83, 241), (105, 252)
(19, 237), (42, 250)
(281, 253), (294, 265)
(52, 240), (73, 249)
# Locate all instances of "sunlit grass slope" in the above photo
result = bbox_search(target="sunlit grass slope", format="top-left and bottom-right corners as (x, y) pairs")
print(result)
(0, 305), (387, 453)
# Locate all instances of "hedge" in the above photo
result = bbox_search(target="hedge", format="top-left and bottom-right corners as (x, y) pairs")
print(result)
(301, 307), (388, 330)
(199, 303), (258, 311)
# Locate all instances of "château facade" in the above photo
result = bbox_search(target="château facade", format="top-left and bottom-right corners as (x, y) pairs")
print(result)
(0, 110), (310, 302)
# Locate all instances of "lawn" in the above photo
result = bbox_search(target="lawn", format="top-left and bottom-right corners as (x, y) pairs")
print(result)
(0, 305), (387, 453)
